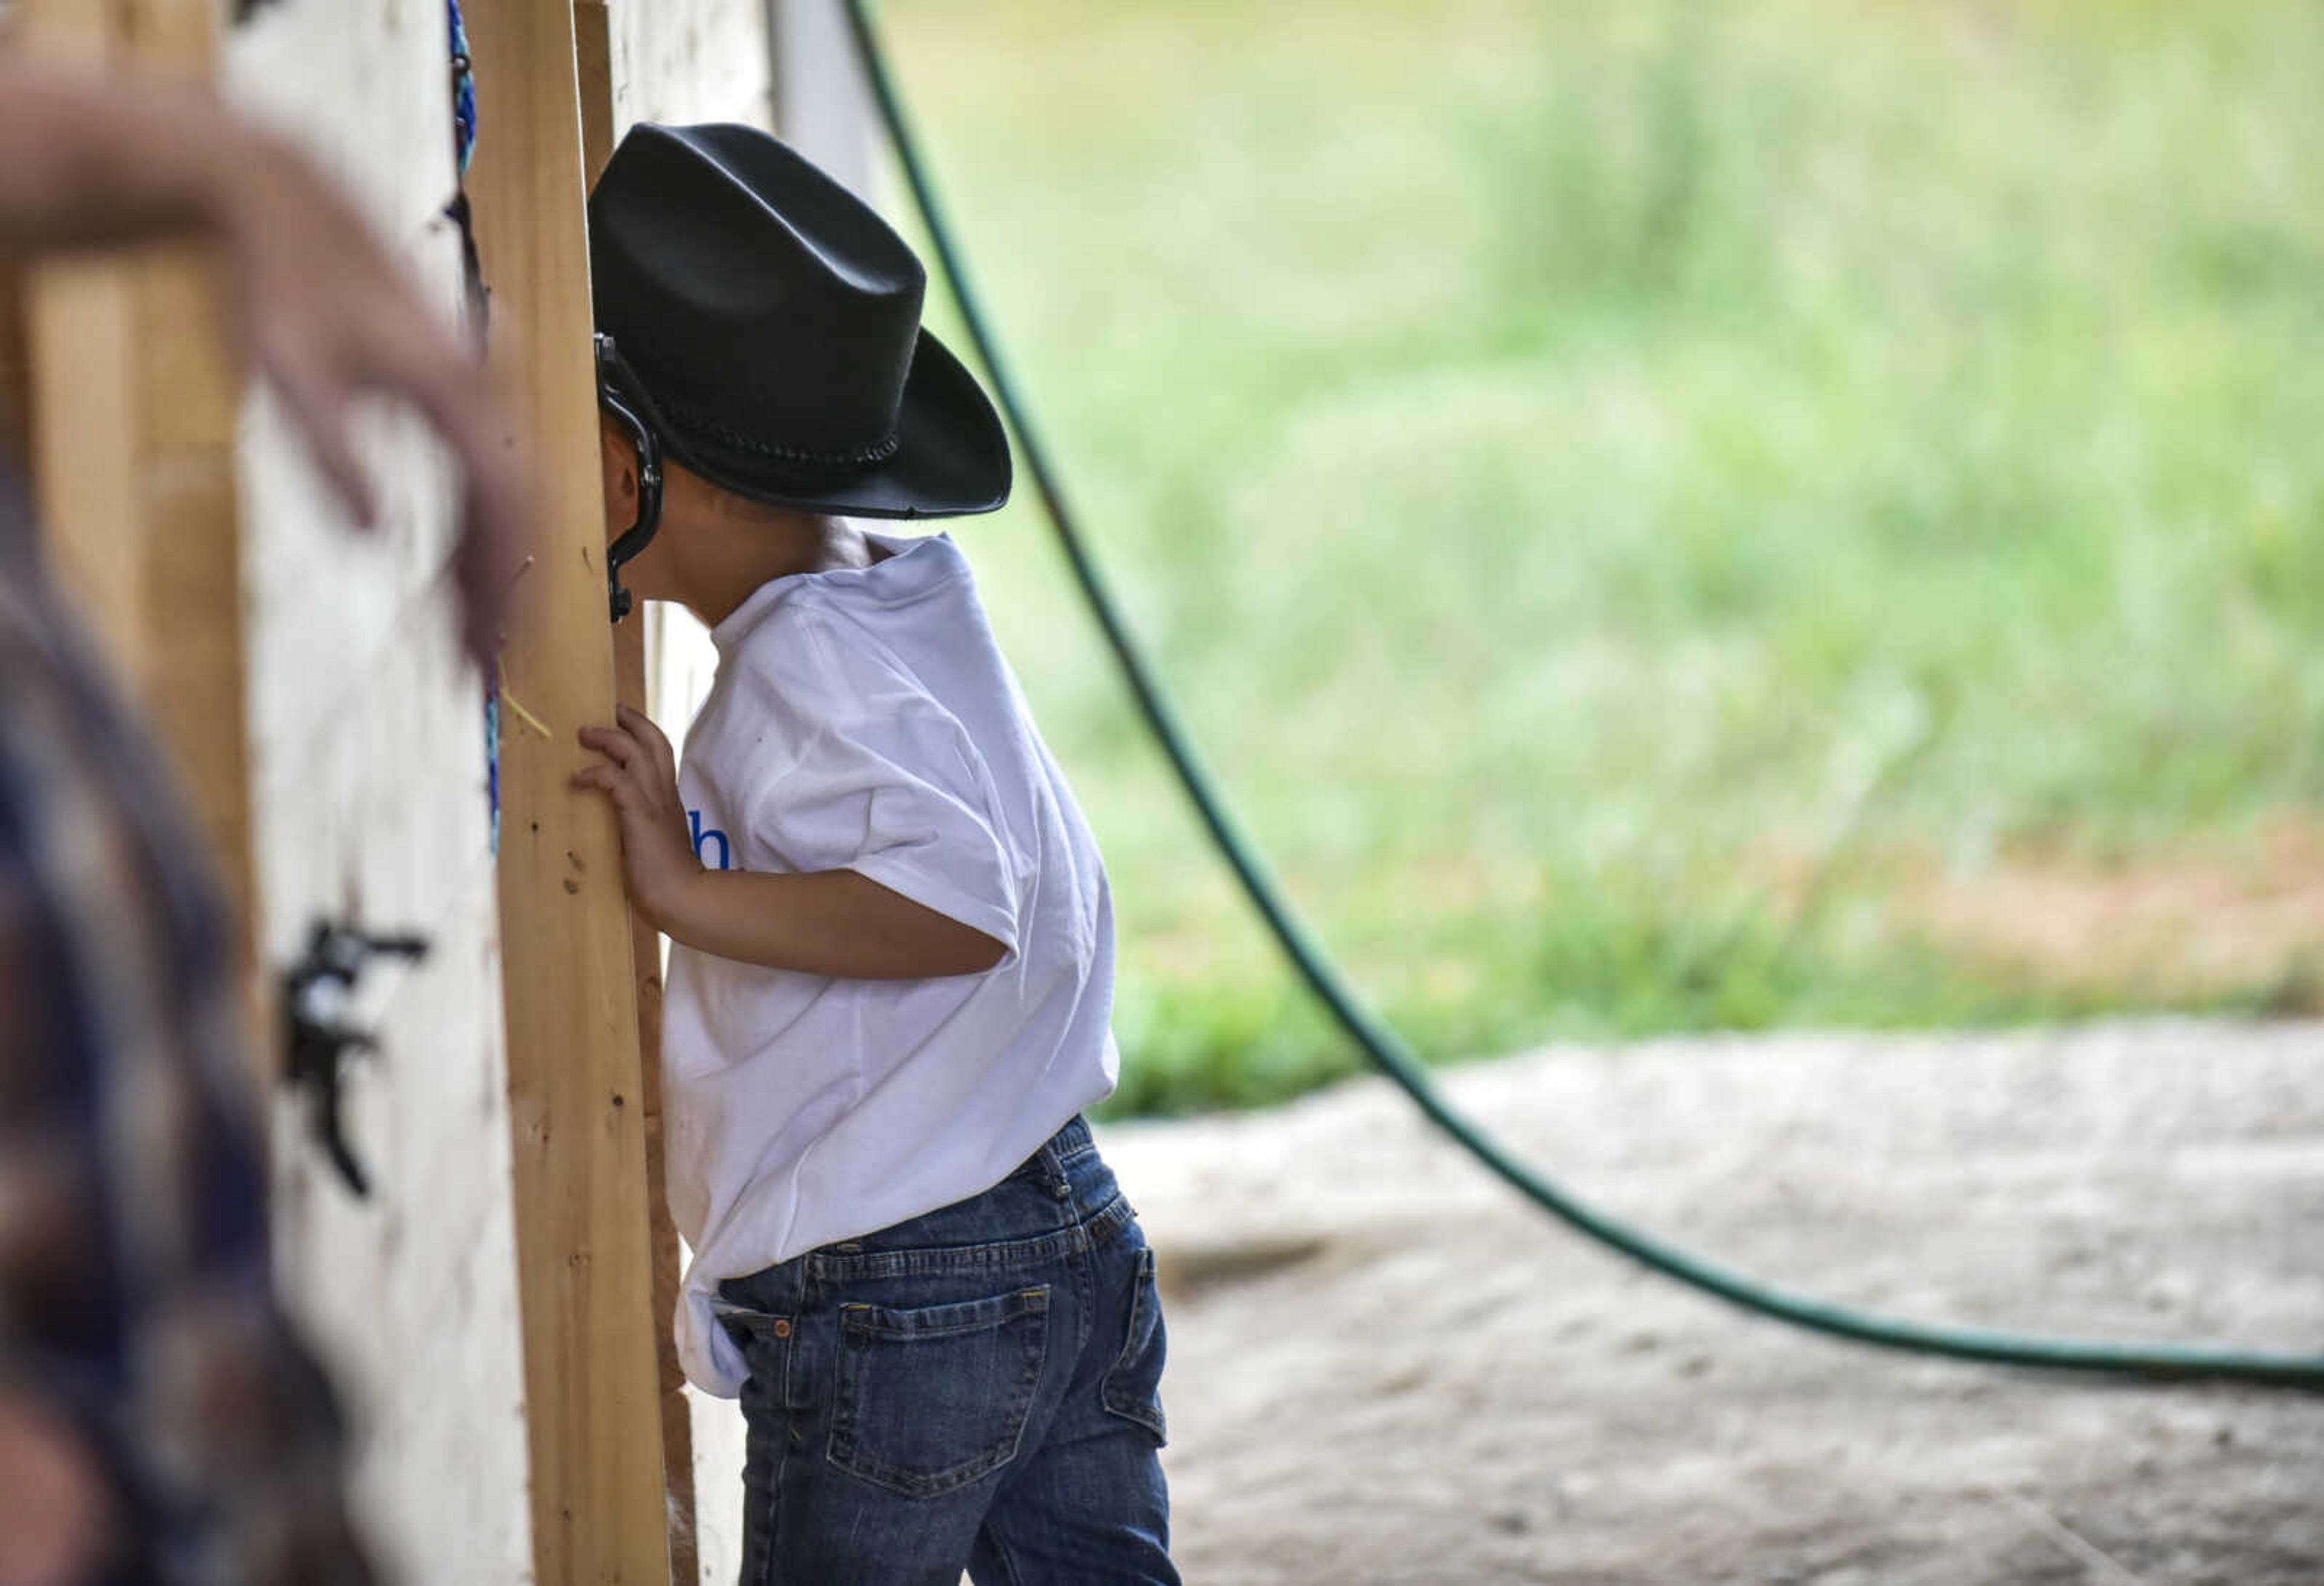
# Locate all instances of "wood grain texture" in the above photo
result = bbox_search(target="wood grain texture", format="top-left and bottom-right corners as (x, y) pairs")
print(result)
(599, 8), (783, 1576)
(21, 0), (148, 690)
(608, 0), (770, 132)
(463, 0), (674, 1579)
(24, 260), (145, 675)
(134, 240), (258, 980)
(575, 2), (702, 1576)
(19, 0), (262, 1052)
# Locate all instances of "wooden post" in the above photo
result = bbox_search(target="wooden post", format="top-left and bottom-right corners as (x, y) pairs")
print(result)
(573, 1), (701, 1575)
(19, 0), (263, 1046)
(18, 2), (143, 678)
(461, 1), (674, 1580)
(23, 262), (145, 675)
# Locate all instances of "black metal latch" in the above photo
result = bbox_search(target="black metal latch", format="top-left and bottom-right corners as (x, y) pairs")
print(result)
(281, 921), (429, 1198)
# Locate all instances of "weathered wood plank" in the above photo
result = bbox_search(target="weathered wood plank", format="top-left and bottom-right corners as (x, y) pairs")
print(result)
(610, 0), (771, 133)
(223, 0), (538, 1574)
(462, 0), (674, 1578)
(23, 260), (145, 675)
(574, 2), (701, 1575)
(134, 240), (258, 977)
(19, 0), (262, 1049)
(20, 1), (542, 1577)
(600, 10), (791, 1579)
(21, 0), (148, 684)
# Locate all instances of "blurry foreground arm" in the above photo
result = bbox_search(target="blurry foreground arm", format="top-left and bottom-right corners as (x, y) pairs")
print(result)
(0, 50), (525, 1586)
(0, 1397), (108, 1586)
(574, 706), (1009, 977)
(0, 54), (530, 664)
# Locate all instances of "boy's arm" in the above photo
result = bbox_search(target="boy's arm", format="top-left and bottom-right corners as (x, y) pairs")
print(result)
(574, 706), (1008, 979)
(651, 868), (1006, 979)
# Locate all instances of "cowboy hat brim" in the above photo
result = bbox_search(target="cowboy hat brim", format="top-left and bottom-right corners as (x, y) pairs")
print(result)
(622, 322), (1011, 521)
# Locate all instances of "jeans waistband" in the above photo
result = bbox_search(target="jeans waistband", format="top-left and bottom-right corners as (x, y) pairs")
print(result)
(1005, 1113), (1094, 1184)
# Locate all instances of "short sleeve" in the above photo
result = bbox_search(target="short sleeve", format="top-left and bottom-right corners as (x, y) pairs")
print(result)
(738, 615), (1020, 958)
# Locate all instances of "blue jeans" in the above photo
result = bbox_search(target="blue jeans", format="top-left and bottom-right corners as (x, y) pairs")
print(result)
(716, 1117), (1179, 1586)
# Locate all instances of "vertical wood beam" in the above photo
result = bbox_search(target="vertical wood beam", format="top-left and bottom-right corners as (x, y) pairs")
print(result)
(19, 0), (149, 682)
(24, 261), (145, 673)
(462, 1), (673, 1580)
(573, 2), (701, 1576)
(20, 0), (262, 1047)
(126, 0), (254, 963)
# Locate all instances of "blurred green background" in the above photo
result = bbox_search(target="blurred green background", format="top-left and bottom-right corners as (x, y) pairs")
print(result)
(878, 0), (2324, 1115)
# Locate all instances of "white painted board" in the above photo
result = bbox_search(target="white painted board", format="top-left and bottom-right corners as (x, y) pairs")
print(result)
(225, 6), (533, 1582)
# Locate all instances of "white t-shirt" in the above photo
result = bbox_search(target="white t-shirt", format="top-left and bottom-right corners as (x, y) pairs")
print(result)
(662, 531), (1119, 1397)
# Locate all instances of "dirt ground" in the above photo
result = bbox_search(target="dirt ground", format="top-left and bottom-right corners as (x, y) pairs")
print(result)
(1097, 1019), (2324, 1585)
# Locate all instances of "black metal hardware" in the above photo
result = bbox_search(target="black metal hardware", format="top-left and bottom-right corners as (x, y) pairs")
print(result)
(281, 921), (430, 1198)
(597, 333), (666, 624)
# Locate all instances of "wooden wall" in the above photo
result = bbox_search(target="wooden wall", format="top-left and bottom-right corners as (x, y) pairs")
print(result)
(12, 0), (536, 1577)
(611, 0), (772, 134)
(10, 2), (872, 1580)
(19, 0), (260, 1035)
(223, 7), (537, 1584)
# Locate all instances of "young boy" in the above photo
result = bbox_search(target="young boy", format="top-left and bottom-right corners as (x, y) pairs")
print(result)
(572, 122), (1178, 1585)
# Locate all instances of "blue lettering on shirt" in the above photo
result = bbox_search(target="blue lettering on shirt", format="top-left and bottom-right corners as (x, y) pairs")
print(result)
(688, 809), (732, 871)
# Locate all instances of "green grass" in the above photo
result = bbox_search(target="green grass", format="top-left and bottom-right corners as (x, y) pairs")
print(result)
(876, 0), (2324, 1115)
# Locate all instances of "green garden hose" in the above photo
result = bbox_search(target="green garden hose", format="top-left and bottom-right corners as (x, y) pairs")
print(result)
(839, 0), (2324, 1389)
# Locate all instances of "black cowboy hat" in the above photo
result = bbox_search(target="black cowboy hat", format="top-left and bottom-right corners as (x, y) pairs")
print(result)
(588, 122), (1011, 523)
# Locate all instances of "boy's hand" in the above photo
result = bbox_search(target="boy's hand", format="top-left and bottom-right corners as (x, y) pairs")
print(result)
(572, 705), (699, 925)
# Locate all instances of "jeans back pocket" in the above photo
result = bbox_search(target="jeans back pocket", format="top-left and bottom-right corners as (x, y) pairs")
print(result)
(1100, 1244), (1169, 1446)
(829, 1286), (1051, 1499)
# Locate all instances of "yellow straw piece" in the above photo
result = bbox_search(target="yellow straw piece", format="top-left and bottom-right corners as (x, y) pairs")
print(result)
(499, 690), (553, 740)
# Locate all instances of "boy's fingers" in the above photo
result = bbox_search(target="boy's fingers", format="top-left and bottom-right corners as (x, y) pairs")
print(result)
(577, 724), (639, 768)
(572, 764), (634, 802)
(575, 775), (640, 815)
(615, 702), (671, 755)
(617, 705), (678, 785)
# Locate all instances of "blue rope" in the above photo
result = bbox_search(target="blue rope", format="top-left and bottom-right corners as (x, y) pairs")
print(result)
(450, 0), (495, 851)
(449, 0), (478, 176)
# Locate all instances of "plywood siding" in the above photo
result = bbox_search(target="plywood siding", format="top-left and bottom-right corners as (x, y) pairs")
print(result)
(224, 6), (534, 1581)
(611, 0), (770, 131)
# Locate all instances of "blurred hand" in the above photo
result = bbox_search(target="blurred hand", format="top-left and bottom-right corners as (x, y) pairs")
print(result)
(215, 129), (533, 668)
(0, 61), (534, 665)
